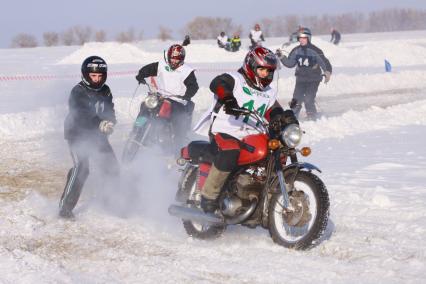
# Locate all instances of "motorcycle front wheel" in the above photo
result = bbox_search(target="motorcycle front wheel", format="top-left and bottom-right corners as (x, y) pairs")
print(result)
(121, 119), (152, 164)
(268, 171), (329, 250)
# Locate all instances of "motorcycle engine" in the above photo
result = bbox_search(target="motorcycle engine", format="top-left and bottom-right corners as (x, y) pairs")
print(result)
(235, 173), (263, 200)
(221, 173), (263, 217)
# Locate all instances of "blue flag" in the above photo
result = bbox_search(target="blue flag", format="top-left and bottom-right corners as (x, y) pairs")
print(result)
(385, 59), (392, 72)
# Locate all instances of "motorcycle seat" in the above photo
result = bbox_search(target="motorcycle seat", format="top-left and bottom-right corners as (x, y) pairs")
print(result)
(188, 141), (216, 163)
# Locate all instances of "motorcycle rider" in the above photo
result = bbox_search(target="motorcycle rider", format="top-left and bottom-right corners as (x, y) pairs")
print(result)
(276, 27), (332, 120)
(249, 23), (265, 49)
(59, 56), (120, 218)
(135, 44), (199, 148)
(199, 46), (298, 213)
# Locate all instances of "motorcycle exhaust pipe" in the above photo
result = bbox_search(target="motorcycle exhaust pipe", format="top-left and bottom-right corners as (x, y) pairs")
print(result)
(168, 204), (225, 225)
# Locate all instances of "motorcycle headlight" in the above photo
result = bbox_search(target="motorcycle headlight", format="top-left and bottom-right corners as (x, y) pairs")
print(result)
(145, 95), (159, 109)
(281, 124), (302, 148)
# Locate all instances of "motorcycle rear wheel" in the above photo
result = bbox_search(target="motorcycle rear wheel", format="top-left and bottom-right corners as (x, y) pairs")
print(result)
(268, 171), (329, 250)
(181, 167), (226, 239)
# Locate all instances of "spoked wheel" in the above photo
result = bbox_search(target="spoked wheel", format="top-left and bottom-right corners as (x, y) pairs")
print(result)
(122, 120), (152, 164)
(181, 168), (226, 239)
(268, 171), (329, 250)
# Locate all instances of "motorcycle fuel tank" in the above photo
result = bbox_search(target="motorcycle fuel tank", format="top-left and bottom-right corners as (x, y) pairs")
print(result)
(238, 134), (268, 165)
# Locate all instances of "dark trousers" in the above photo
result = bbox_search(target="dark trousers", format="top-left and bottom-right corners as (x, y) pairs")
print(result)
(291, 81), (320, 118)
(171, 100), (194, 147)
(59, 136), (120, 213)
(211, 133), (241, 172)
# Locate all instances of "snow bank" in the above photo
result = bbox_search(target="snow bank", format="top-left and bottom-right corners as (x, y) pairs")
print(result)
(302, 99), (426, 143)
(277, 70), (426, 98)
(57, 37), (426, 68)
(0, 107), (65, 140)
(57, 42), (246, 65)
(3, 93), (425, 144)
(277, 38), (426, 67)
(57, 42), (161, 65)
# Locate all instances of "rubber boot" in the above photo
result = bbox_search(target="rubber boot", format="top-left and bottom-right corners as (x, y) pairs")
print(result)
(200, 165), (230, 213)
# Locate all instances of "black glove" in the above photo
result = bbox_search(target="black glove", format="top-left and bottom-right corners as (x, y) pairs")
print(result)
(281, 110), (299, 126)
(270, 109), (298, 133)
(289, 98), (298, 109)
(275, 49), (282, 58)
(135, 73), (147, 85)
(222, 96), (241, 116)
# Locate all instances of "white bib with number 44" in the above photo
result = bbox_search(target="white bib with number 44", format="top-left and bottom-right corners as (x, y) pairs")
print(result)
(210, 72), (277, 139)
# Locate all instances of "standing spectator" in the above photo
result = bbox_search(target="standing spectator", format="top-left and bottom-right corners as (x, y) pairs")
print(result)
(182, 35), (191, 46)
(330, 28), (341, 45)
(276, 28), (332, 120)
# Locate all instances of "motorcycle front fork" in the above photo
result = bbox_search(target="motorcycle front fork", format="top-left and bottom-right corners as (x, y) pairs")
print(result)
(274, 151), (291, 209)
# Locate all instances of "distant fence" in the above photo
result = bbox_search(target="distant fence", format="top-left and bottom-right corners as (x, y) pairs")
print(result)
(0, 68), (234, 81)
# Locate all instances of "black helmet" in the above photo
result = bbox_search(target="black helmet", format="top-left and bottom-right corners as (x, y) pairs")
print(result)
(297, 27), (312, 42)
(81, 56), (108, 89)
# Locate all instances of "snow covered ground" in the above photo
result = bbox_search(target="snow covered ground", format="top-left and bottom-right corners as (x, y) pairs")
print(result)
(0, 31), (426, 283)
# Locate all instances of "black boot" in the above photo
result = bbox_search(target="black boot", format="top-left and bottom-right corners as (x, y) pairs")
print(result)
(59, 207), (75, 219)
(200, 196), (219, 213)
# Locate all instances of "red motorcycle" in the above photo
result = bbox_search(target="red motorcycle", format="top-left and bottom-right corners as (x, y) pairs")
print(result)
(169, 109), (330, 250)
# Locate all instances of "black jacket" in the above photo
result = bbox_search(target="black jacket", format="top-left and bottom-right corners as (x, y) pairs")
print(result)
(64, 82), (116, 141)
(136, 62), (199, 101)
(280, 43), (332, 82)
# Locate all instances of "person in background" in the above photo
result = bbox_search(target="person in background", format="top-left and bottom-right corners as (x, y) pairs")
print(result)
(276, 28), (332, 120)
(59, 56), (120, 219)
(229, 34), (241, 52)
(249, 23), (265, 49)
(217, 32), (229, 49)
(330, 28), (341, 45)
(182, 35), (191, 46)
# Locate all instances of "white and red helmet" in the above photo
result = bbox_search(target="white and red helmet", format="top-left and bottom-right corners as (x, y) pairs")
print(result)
(242, 46), (277, 90)
(167, 44), (185, 70)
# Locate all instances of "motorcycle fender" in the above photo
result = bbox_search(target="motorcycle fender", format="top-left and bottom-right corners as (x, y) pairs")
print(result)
(283, 162), (322, 173)
(158, 100), (172, 118)
(135, 116), (148, 127)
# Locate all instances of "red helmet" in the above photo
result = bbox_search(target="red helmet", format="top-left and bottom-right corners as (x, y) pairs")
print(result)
(242, 47), (277, 90)
(167, 44), (185, 70)
(254, 23), (261, 31)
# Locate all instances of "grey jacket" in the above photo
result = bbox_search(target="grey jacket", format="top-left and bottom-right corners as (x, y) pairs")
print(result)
(280, 43), (332, 82)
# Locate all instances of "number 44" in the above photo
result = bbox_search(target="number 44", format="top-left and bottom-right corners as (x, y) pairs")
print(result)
(241, 100), (266, 123)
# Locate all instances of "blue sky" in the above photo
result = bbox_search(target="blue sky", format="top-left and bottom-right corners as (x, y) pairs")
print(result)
(1, 0), (425, 47)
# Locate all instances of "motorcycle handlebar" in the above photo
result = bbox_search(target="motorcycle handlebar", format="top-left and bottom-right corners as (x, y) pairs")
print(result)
(230, 108), (268, 126)
(146, 91), (188, 106)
